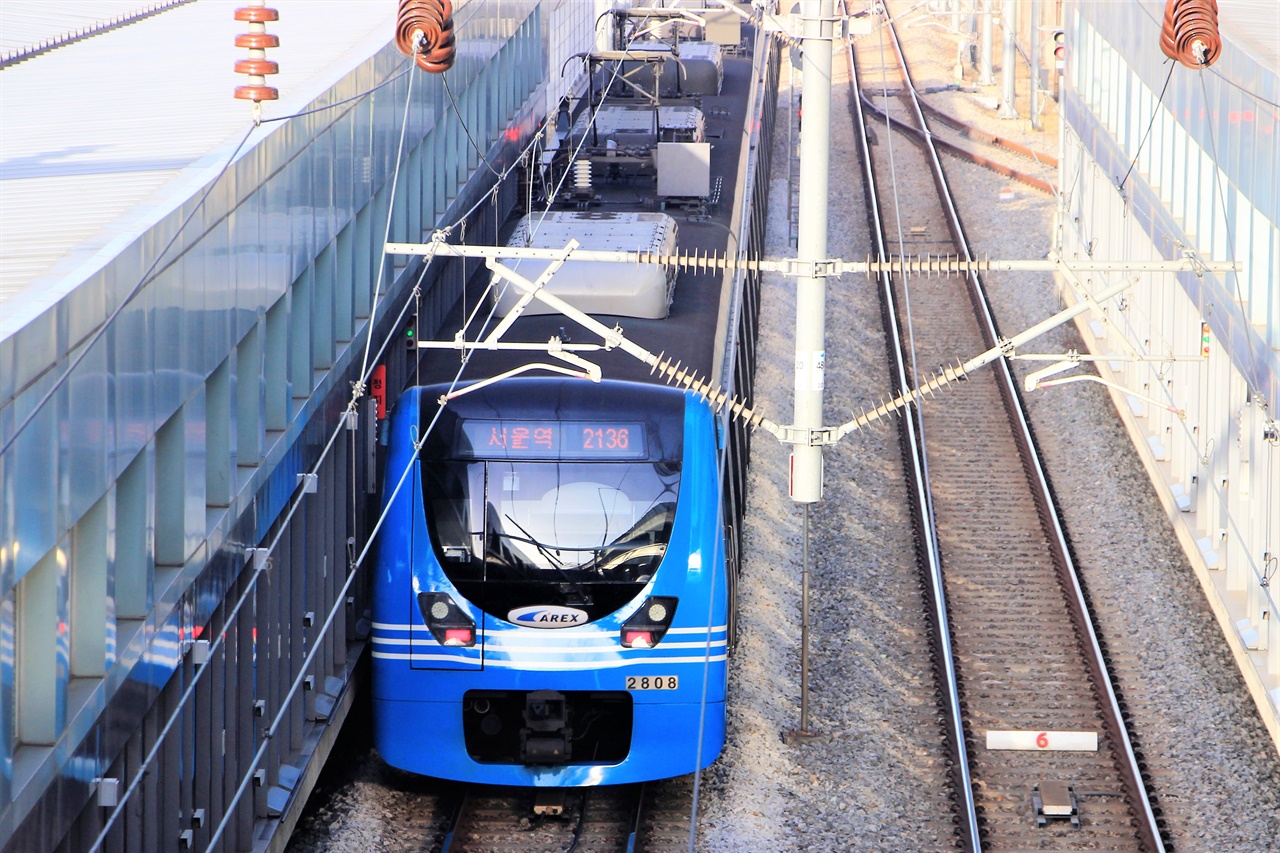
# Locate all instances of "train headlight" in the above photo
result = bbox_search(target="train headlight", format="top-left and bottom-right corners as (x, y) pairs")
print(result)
(621, 596), (678, 648)
(418, 592), (476, 647)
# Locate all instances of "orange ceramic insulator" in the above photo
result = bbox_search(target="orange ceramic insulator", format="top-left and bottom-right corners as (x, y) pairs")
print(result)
(235, 32), (280, 49)
(395, 0), (456, 74)
(1159, 0), (1222, 68)
(234, 1), (280, 105)
(234, 58), (279, 76)
(234, 6), (279, 22)
(235, 85), (279, 101)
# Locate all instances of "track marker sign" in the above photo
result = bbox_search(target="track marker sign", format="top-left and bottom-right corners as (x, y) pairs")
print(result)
(986, 730), (1098, 752)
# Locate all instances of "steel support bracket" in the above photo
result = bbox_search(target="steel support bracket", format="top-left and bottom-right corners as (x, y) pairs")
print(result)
(776, 424), (835, 447)
(247, 547), (269, 571)
(786, 258), (839, 278)
(1181, 247), (1211, 278)
(756, 12), (791, 35)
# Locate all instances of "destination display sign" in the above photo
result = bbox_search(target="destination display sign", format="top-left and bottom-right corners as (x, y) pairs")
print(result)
(457, 419), (647, 460)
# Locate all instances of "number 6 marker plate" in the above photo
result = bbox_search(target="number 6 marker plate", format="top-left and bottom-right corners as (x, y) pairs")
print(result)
(986, 730), (1098, 751)
(626, 675), (678, 691)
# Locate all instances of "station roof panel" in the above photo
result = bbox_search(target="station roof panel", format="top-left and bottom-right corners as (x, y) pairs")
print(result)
(0, 0), (398, 322)
(0, 1), (167, 58)
(1217, 0), (1280, 68)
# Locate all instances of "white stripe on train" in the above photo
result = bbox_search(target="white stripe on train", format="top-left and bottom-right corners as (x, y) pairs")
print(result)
(371, 651), (729, 668)
(371, 622), (728, 637)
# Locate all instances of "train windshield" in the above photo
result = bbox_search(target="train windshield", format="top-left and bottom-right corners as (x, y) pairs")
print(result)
(423, 460), (680, 620)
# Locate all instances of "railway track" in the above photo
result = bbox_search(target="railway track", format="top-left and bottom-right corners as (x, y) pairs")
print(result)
(847, 10), (1165, 853)
(855, 22), (1058, 194)
(434, 778), (693, 852)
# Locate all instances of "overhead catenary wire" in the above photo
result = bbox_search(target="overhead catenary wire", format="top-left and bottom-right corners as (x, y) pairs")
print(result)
(259, 65), (412, 124)
(57, 8), (738, 849)
(423, 41), (627, 248)
(446, 11), (695, 336)
(1197, 71), (1264, 409)
(442, 71), (504, 177)
(38, 11), (557, 841)
(87, 42), (444, 850)
(845, 13), (980, 850)
(204, 38), (535, 844)
(87, 256), (432, 853)
(1117, 61), (1175, 193)
(83, 255), (432, 852)
(200, 12), (737, 844)
(359, 50), (421, 383)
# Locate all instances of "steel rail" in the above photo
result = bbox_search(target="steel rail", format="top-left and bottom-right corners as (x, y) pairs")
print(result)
(843, 27), (982, 853)
(625, 782), (649, 853)
(878, 13), (1165, 853)
(437, 785), (473, 853)
(857, 92), (1055, 193)
(911, 95), (1059, 168)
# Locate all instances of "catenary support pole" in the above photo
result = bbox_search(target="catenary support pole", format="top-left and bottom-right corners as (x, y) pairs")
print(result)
(1030, 0), (1042, 130)
(979, 0), (994, 84)
(800, 505), (812, 732)
(1000, 0), (1018, 117)
(790, 0), (833, 504)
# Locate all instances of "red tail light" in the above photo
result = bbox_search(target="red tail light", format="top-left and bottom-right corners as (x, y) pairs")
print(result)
(443, 628), (474, 646)
(621, 597), (677, 648)
(418, 592), (477, 647)
(623, 630), (654, 648)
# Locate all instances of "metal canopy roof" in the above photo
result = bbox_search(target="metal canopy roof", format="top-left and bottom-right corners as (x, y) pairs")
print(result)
(0, 0), (398, 334)
(0, 1), (179, 59)
(1217, 0), (1280, 69)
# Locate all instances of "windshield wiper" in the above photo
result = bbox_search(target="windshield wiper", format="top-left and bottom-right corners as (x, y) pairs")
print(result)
(501, 514), (592, 605)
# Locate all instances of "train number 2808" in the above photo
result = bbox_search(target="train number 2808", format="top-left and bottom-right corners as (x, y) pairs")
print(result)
(625, 676), (678, 690)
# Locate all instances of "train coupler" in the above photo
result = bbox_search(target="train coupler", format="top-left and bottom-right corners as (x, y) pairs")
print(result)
(519, 690), (572, 765)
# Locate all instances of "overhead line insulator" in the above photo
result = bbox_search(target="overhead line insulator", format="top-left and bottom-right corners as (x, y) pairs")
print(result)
(234, 1), (279, 104)
(395, 0), (456, 73)
(1160, 0), (1222, 69)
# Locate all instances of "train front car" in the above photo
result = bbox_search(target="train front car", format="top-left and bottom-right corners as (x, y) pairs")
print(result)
(372, 377), (729, 786)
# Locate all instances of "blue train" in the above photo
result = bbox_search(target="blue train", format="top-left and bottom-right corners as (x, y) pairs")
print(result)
(369, 16), (771, 787)
(371, 378), (730, 785)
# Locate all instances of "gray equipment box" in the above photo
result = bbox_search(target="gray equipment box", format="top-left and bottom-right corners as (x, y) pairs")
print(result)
(656, 142), (712, 199)
(704, 10), (742, 48)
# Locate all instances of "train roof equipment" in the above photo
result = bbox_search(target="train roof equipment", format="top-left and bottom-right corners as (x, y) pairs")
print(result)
(569, 103), (705, 149)
(492, 211), (678, 320)
(620, 41), (724, 96)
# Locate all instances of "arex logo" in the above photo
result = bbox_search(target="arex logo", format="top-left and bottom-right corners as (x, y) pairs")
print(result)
(508, 605), (589, 629)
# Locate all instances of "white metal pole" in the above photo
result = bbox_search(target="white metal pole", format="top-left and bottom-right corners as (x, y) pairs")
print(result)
(1030, 0), (1042, 130)
(979, 0), (994, 84)
(790, 0), (834, 503)
(1000, 0), (1018, 118)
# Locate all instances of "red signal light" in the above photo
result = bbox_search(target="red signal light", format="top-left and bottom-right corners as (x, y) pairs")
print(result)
(443, 628), (474, 647)
(622, 630), (654, 648)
